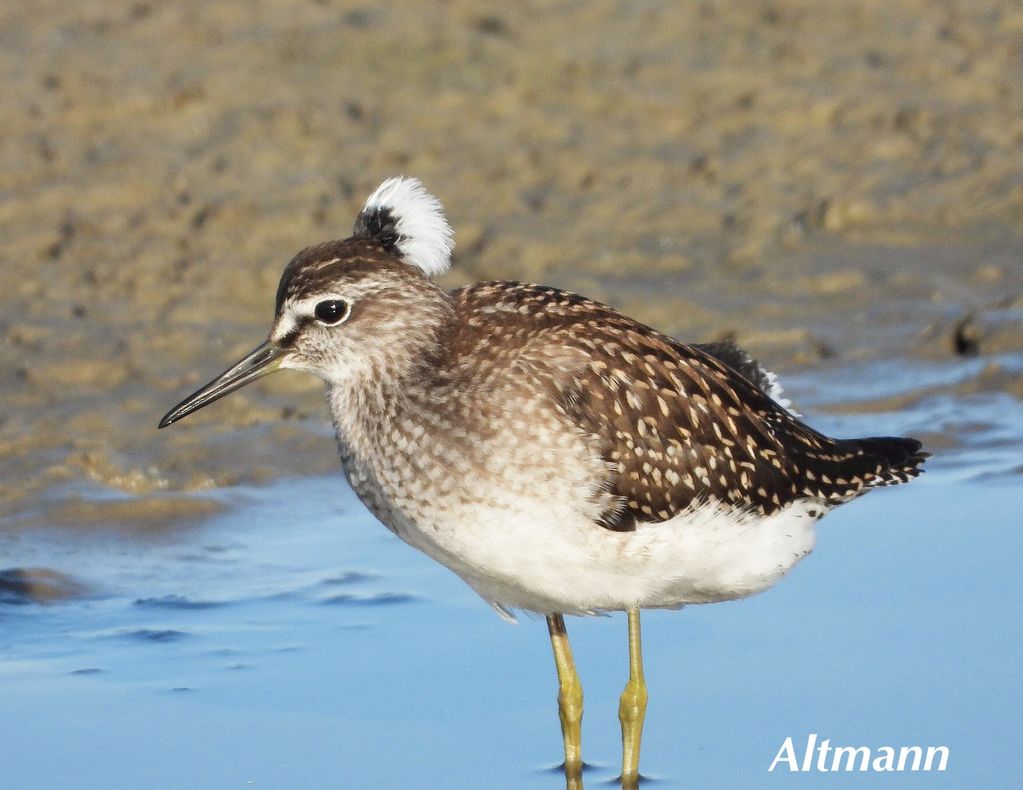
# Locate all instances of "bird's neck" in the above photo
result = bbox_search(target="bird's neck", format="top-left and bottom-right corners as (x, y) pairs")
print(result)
(326, 290), (456, 469)
(324, 299), (464, 535)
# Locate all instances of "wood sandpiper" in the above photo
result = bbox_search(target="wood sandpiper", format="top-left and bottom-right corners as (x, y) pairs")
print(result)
(159, 176), (927, 786)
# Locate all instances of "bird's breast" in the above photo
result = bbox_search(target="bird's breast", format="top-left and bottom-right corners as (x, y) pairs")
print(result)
(329, 384), (610, 552)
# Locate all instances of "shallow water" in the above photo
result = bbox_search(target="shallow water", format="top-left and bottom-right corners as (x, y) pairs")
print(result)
(2, 358), (1021, 790)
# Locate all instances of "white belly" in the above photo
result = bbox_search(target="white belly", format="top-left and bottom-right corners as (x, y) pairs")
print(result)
(394, 495), (821, 616)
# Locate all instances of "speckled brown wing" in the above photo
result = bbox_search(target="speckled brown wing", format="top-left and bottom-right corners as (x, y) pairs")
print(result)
(560, 320), (809, 526)
(559, 320), (926, 529)
(451, 281), (926, 532)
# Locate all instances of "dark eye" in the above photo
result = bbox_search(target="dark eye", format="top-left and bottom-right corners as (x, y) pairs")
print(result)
(314, 299), (349, 325)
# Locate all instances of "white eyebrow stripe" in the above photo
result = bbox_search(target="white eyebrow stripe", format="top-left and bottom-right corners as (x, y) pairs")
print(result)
(270, 314), (299, 344)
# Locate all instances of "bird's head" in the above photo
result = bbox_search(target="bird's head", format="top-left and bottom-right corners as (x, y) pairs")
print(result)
(158, 176), (455, 429)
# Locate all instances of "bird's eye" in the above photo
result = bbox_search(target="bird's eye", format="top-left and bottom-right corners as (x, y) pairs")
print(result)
(314, 299), (349, 325)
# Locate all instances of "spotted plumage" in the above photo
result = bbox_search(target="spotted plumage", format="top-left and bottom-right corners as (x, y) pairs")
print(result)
(447, 280), (925, 530)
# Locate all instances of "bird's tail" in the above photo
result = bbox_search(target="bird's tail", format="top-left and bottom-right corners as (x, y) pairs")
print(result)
(786, 432), (928, 505)
(839, 436), (929, 486)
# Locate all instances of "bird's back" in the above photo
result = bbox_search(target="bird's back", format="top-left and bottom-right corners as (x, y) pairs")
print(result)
(449, 281), (927, 533)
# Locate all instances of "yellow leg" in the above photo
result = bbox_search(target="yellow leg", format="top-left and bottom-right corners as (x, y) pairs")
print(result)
(619, 607), (648, 785)
(547, 614), (583, 785)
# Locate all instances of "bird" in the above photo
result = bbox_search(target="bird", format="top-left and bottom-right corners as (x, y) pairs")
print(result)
(159, 176), (927, 786)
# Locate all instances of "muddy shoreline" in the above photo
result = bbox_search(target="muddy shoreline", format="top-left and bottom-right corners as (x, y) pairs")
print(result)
(2, 1), (1022, 527)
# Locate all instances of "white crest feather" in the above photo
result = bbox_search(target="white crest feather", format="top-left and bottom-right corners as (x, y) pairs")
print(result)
(359, 176), (454, 278)
(763, 370), (800, 417)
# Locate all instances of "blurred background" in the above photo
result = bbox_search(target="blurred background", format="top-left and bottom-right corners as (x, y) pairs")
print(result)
(1, 2), (1021, 788)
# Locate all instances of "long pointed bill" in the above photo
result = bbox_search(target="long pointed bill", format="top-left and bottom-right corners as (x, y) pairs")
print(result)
(158, 341), (288, 429)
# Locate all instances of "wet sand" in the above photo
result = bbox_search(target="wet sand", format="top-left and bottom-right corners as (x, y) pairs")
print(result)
(2, 1), (1023, 526)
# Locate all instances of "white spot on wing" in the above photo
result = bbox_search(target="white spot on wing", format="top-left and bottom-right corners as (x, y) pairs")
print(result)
(360, 176), (455, 278)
